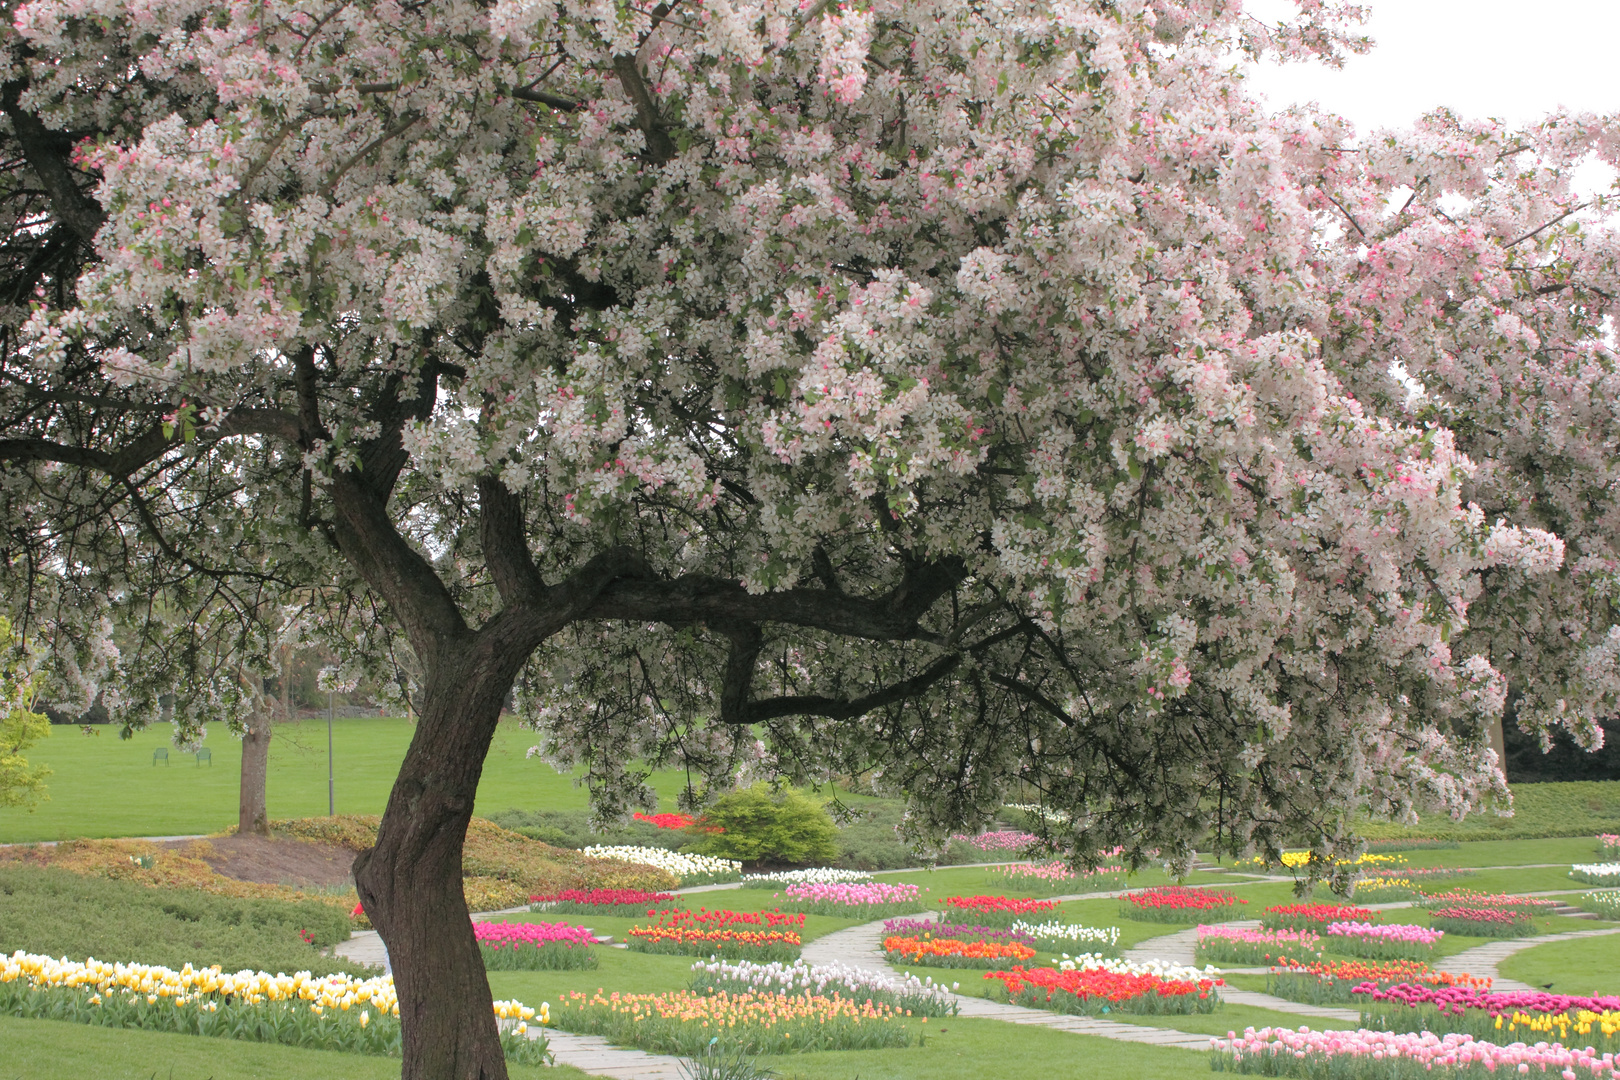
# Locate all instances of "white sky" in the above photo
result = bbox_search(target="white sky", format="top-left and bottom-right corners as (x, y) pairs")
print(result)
(1243, 0), (1620, 134)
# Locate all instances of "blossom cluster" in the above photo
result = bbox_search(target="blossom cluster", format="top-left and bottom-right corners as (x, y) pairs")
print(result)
(579, 847), (741, 886)
(686, 958), (958, 1016)
(1211, 1026), (1620, 1079)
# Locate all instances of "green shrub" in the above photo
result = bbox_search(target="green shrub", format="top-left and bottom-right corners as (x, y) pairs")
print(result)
(832, 801), (917, 870)
(0, 864), (372, 975)
(686, 786), (839, 865)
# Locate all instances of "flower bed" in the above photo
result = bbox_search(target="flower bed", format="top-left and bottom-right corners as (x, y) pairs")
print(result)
(1212, 1026), (1620, 1079)
(946, 831), (1042, 853)
(1261, 903), (1379, 932)
(985, 962), (1222, 1015)
(1323, 921), (1441, 960)
(1119, 886), (1246, 924)
(1355, 984), (1620, 1053)
(1352, 877), (1426, 902)
(1195, 925), (1322, 966)
(883, 935), (1037, 969)
(0, 951), (549, 1064)
(740, 868), (874, 889)
(1427, 906), (1535, 937)
(626, 909), (805, 961)
(882, 919), (1036, 948)
(632, 811), (702, 830)
(1581, 889), (1620, 920)
(474, 920), (598, 970)
(1363, 866), (1475, 883)
(1572, 863), (1620, 886)
(778, 882), (925, 919)
(687, 958), (958, 1016)
(1008, 920), (1121, 955)
(1601, 834), (1620, 859)
(579, 846), (742, 886)
(1264, 960), (1490, 1005)
(988, 862), (1126, 894)
(1416, 891), (1559, 916)
(529, 888), (681, 916)
(549, 988), (913, 1055)
(939, 895), (1059, 927)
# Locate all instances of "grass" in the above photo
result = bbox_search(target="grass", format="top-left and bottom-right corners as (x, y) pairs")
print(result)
(0, 1014), (589, 1080)
(1496, 931), (1620, 996)
(1356, 781), (1620, 842)
(0, 718), (695, 843)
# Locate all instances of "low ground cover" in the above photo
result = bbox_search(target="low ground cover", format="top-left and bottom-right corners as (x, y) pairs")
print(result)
(0, 864), (366, 976)
(1357, 782), (1620, 842)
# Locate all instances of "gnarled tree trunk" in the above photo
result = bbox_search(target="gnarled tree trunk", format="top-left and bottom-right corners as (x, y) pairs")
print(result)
(351, 645), (516, 1080)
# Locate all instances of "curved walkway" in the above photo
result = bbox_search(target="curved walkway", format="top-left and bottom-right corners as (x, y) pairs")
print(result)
(1433, 926), (1620, 991)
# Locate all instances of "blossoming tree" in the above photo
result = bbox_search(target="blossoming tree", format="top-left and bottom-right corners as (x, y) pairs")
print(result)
(0, 0), (1616, 1075)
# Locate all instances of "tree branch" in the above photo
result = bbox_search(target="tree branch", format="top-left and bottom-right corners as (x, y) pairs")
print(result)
(477, 474), (545, 605)
(1, 80), (104, 241)
(736, 652), (963, 723)
(612, 55), (677, 163)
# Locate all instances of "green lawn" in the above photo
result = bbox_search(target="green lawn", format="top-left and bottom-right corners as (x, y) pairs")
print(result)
(0, 1013), (589, 1080)
(1496, 931), (1620, 996)
(0, 718), (695, 843)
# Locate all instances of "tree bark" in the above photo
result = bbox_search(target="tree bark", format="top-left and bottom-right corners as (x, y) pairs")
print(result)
(239, 706), (272, 837)
(351, 645), (515, 1080)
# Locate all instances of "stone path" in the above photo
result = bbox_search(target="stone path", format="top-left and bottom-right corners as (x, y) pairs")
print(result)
(1432, 925), (1620, 991)
(538, 1031), (689, 1079)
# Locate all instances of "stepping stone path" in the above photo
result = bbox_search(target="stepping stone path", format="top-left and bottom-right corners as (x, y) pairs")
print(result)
(1432, 926), (1620, 992)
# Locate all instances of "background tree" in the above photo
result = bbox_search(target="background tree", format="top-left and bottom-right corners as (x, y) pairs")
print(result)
(0, 616), (49, 809)
(0, 1), (1616, 1078)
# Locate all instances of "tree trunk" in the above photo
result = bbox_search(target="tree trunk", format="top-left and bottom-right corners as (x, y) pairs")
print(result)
(352, 652), (512, 1080)
(238, 707), (271, 837)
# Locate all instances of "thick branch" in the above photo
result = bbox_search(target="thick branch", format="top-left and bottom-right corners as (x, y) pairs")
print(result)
(476, 475), (545, 605)
(1, 81), (104, 240)
(716, 622), (763, 725)
(612, 55), (677, 163)
(736, 652), (963, 723)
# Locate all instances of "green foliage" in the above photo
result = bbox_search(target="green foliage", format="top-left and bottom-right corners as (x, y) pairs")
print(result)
(485, 808), (687, 852)
(478, 942), (599, 971)
(1358, 781), (1620, 841)
(0, 617), (49, 810)
(0, 864), (371, 976)
(686, 786), (839, 865)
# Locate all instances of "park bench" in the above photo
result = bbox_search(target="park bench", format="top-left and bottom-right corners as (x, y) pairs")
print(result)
(152, 748), (168, 766)
(195, 748), (211, 767)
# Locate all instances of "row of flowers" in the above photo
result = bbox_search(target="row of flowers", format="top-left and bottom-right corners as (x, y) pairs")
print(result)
(1573, 863), (1620, 887)
(988, 862), (1127, 894)
(986, 960), (1223, 1016)
(578, 846), (742, 886)
(529, 888), (679, 916)
(1196, 925), (1323, 966)
(939, 895), (1060, 926)
(778, 881), (925, 917)
(0, 951), (549, 1064)
(883, 935), (1036, 968)
(474, 920), (599, 971)
(1323, 921), (1443, 961)
(625, 908), (807, 961)
(1600, 834), (1620, 859)
(1262, 903), (1380, 931)
(741, 868), (874, 888)
(1121, 886), (1247, 923)
(546, 988), (916, 1056)
(1354, 984), (1620, 1054)
(686, 958), (959, 1016)
(1263, 960), (1492, 1006)
(1212, 1026), (1620, 1079)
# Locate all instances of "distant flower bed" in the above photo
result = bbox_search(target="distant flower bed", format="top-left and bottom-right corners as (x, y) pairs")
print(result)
(1362, 865), (1475, 882)
(778, 882), (925, 918)
(741, 868), (874, 889)
(883, 935), (1037, 969)
(1353, 877), (1426, 902)
(1261, 903), (1379, 932)
(549, 988), (913, 1056)
(988, 862), (1126, 894)
(1355, 984), (1620, 1055)
(529, 888), (681, 916)
(1582, 889), (1620, 920)
(1264, 959), (1490, 1005)
(1195, 925), (1322, 966)
(1427, 906), (1534, 938)
(1242, 851), (1404, 871)
(1120, 886), (1245, 924)
(1323, 921), (1441, 960)
(1416, 891), (1559, 916)
(632, 812), (706, 831)
(0, 952), (549, 1065)
(940, 895), (1059, 927)
(1572, 863), (1620, 886)
(948, 831), (1042, 853)
(1601, 834), (1620, 859)
(688, 958), (958, 1016)
(1008, 920), (1121, 955)
(626, 908), (805, 961)
(580, 846), (742, 886)
(474, 920), (598, 970)
(1212, 1026), (1620, 1079)
(882, 919), (1036, 948)
(985, 961), (1222, 1016)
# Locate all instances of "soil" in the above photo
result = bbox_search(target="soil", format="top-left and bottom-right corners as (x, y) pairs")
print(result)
(159, 834), (359, 888)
